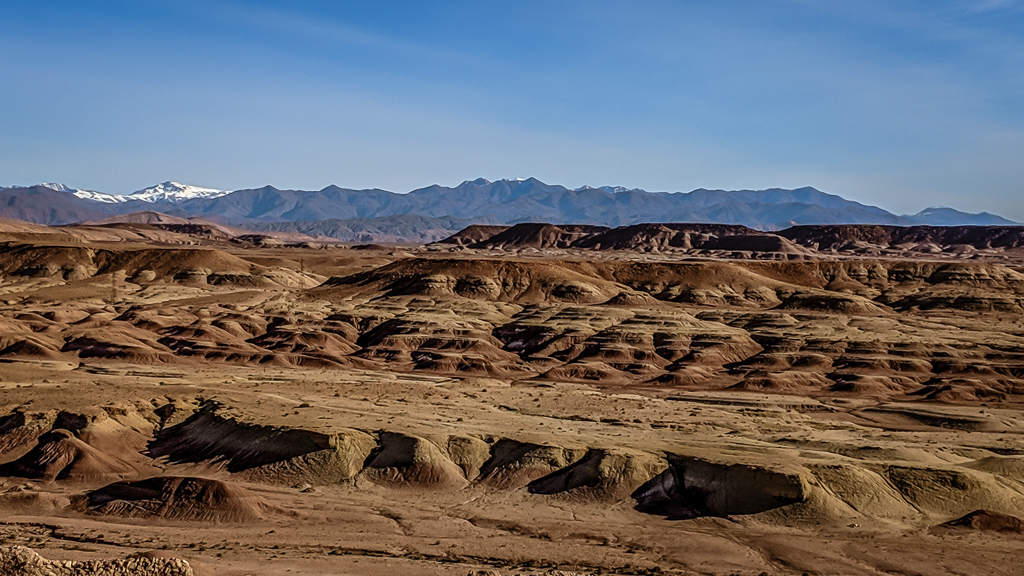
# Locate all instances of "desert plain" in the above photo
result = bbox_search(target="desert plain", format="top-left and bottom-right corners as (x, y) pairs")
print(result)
(2, 219), (1024, 575)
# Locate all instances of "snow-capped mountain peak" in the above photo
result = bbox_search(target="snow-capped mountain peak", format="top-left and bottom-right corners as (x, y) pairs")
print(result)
(128, 181), (228, 202)
(70, 181), (229, 204)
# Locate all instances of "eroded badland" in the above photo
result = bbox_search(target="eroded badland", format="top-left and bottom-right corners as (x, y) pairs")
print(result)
(2, 220), (1024, 575)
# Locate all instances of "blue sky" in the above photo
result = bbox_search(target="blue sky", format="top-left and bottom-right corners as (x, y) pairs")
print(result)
(1, 0), (1022, 218)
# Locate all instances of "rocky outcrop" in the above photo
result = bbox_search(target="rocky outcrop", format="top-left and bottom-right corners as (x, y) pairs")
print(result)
(0, 547), (193, 576)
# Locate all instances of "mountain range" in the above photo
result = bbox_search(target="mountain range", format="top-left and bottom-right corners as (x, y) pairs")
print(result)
(0, 179), (1016, 241)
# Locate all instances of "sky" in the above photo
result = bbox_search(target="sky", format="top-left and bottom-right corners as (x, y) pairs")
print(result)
(1, 0), (1022, 218)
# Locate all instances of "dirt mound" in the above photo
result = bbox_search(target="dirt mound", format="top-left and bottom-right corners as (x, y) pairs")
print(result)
(963, 456), (1024, 478)
(0, 429), (138, 483)
(242, 429), (376, 486)
(465, 223), (610, 250)
(933, 509), (1024, 533)
(360, 432), (470, 488)
(599, 290), (665, 307)
(476, 440), (587, 488)
(700, 233), (813, 258)
(0, 336), (66, 360)
(880, 465), (1018, 515)
(572, 223), (758, 251)
(146, 402), (378, 485)
(148, 403), (332, 472)
(527, 448), (667, 500)
(434, 225), (512, 246)
(0, 546), (194, 576)
(0, 406), (153, 466)
(84, 476), (280, 522)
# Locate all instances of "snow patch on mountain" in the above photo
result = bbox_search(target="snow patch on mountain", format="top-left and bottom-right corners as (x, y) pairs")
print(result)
(574, 185), (638, 193)
(73, 189), (125, 203)
(39, 183), (76, 193)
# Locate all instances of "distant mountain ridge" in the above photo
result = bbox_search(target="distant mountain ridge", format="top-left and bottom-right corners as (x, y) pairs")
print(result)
(0, 178), (1016, 239)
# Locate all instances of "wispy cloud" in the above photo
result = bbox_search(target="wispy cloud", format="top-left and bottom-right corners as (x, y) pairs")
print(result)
(194, 0), (474, 65)
(968, 0), (1020, 13)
